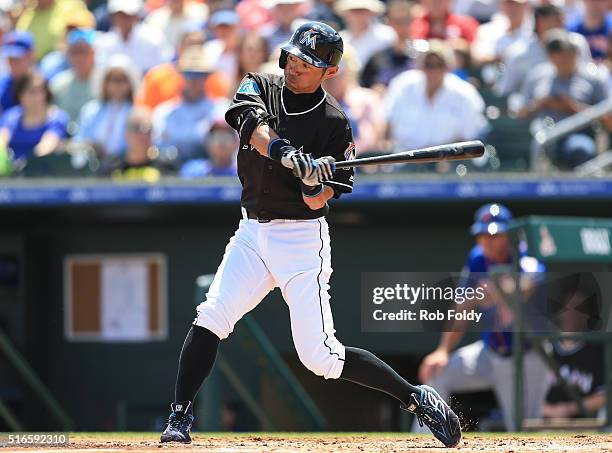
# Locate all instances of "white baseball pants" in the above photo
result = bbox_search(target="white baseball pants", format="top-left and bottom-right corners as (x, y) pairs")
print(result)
(413, 340), (550, 432)
(194, 214), (346, 379)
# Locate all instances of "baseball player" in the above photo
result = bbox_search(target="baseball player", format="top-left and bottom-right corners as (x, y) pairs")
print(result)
(160, 21), (461, 448)
(416, 203), (549, 431)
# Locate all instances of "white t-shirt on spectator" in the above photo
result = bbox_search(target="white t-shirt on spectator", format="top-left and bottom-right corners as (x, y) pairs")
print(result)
(95, 23), (174, 73)
(203, 39), (238, 80)
(472, 13), (533, 62)
(496, 32), (591, 96)
(384, 70), (487, 150)
(144, 3), (209, 49)
(340, 22), (397, 66)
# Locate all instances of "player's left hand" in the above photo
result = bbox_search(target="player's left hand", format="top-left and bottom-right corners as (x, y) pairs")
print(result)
(281, 150), (316, 179)
(301, 156), (336, 186)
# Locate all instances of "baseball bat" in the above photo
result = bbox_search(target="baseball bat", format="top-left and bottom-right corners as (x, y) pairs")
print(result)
(333, 140), (485, 169)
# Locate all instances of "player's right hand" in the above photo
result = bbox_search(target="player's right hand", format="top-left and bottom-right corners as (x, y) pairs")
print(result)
(281, 150), (316, 179)
(418, 348), (450, 383)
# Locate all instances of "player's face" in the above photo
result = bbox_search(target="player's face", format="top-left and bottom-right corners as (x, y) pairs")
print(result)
(476, 233), (511, 263)
(284, 54), (338, 94)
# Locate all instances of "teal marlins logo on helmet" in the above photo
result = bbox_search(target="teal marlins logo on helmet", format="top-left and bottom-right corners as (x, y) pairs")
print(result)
(279, 21), (344, 69)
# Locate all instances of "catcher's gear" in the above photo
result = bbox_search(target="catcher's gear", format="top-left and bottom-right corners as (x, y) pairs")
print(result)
(279, 21), (343, 69)
(160, 402), (194, 443)
(301, 156), (335, 186)
(402, 385), (462, 448)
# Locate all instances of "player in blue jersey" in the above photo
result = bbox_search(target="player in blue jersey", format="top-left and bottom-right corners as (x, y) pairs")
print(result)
(415, 203), (550, 431)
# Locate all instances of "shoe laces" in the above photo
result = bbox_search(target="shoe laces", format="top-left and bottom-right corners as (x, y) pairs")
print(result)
(168, 411), (192, 432)
(410, 392), (444, 435)
(415, 404), (443, 433)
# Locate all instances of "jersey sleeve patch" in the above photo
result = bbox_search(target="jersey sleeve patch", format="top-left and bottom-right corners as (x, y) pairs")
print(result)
(237, 79), (261, 95)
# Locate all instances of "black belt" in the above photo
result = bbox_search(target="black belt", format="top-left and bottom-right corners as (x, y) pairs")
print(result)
(245, 210), (271, 223)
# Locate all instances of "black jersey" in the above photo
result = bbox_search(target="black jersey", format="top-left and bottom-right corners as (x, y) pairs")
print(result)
(225, 72), (355, 221)
(546, 341), (605, 415)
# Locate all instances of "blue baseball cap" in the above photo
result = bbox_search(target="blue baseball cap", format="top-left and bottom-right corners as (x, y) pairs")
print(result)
(470, 203), (513, 236)
(209, 10), (239, 27)
(2, 31), (34, 58)
(67, 28), (96, 47)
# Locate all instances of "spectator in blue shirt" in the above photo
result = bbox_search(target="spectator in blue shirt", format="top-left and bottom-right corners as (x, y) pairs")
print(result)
(152, 45), (228, 161)
(74, 54), (140, 158)
(567, 0), (611, 62)
(415, 203), (550, 432)
(0, 71), (69, 163)
(0, 31), (36, 113)
(180, 120), (238, 178)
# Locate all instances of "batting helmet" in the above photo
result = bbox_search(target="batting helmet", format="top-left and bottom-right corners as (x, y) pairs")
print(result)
(470, 203), (513, 236)
(279, 21), (343, 69)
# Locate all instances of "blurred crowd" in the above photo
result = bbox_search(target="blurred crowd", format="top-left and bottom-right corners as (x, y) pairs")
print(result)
(0, 0), (610, 180)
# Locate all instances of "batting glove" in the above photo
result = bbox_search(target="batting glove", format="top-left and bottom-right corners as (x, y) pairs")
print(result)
(268, 138), (316, 179)
(301, 156), (336, 186)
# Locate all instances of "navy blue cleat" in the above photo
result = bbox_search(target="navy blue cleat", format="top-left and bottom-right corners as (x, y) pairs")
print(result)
(160, 401), (195, 443)
(403, 385), (461, 448)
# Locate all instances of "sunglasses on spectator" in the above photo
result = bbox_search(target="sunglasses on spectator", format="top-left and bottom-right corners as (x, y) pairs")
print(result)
(423, 60), (446, 69)
(182, 71), (208, 80)
(128, 123), (152, 134)
(69, 46), (91, 55)
(107, 74), (129, 83)
(24, 85), (46, 94)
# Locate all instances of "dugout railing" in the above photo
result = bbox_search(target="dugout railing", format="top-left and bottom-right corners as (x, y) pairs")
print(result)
(507, 216), (612, 431)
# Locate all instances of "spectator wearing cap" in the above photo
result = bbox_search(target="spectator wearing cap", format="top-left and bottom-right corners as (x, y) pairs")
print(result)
(50, 28), (96, 122)
(383, 41), (486, 154)
(203, 9), (241, 80)
(236, 0), (272, 31)
(152, 46), (229, 161)
(410, 0), (479, 43)
(95, 0), (173, 73)
(39, 9), (96, 81)
(16, 0), (89, 61)
(337, 0), (397, 66)
(0, 31), (36, 113)
(74, 54), (141, 157)
(360, 0), (416, 92)
(454, 0), (498, 23)
(324, 46), (384, 153)
(567, 0), (611, 62)
(496, 4), (592, 96)
(517, 29), (609, 169)
(99, 107), (176, 181)
(0, 14), (11, 76)
(144, 0), (209, 48)
(0, 71), (69, 163)
(261, 0), (308, 52)
(306, 0), (345, 32)
(472, 0), (533, 65)
(136, 29), (228, 110)
(179, 120), (238, 178)
(415, 203), (549, 433)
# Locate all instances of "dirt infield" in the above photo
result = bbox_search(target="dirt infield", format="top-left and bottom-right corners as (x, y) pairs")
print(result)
(4, 433), (612, 453)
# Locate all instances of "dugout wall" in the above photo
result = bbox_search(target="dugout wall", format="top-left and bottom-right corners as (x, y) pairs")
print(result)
(0, 184), (610, 431)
